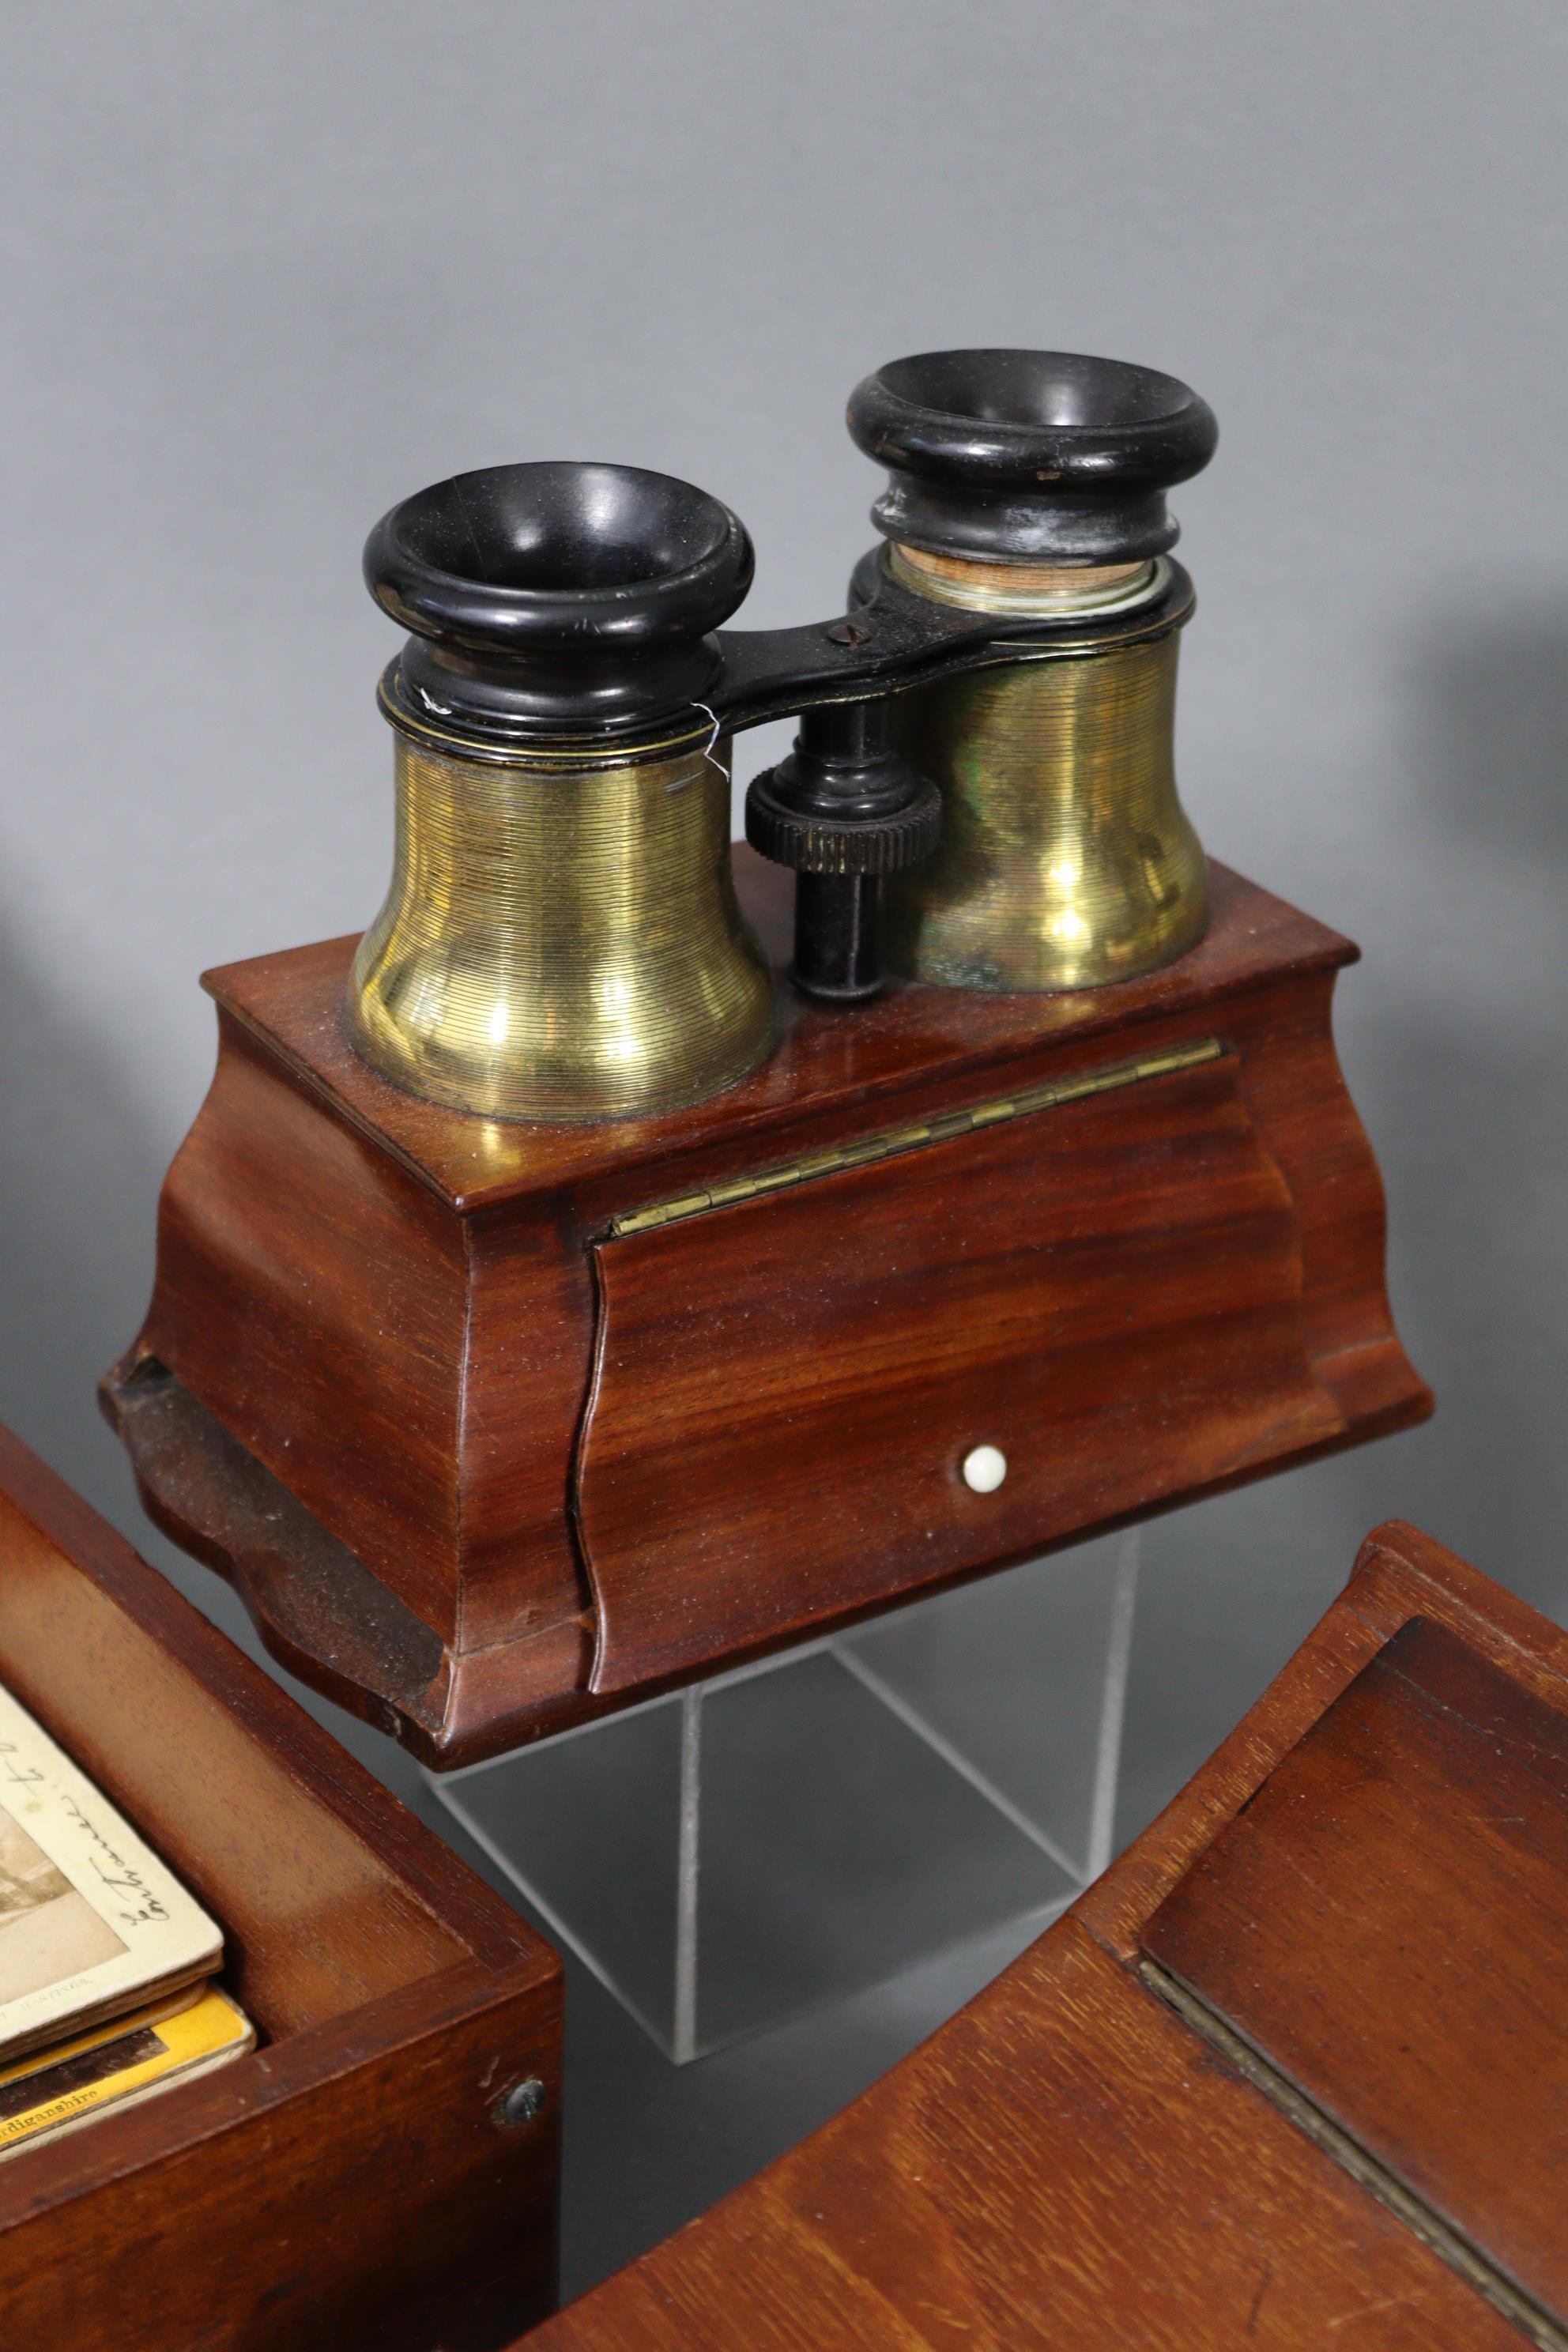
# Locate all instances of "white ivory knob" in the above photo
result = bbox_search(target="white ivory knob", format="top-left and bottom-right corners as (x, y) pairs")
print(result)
(961, 1443), (1008, 1494)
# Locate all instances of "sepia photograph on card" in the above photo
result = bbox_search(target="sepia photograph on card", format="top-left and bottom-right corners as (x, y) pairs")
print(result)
(0, 1806), (126, 2003)
(0, 1680), (224, 2064)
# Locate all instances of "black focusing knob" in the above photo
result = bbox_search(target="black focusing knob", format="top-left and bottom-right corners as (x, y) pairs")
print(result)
(846, 348), (1218, 566)
(746, 703), (940, 878)
(746, 701), (940, 1003)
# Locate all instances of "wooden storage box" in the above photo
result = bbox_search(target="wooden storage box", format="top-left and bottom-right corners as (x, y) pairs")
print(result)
(0, 1423), (560, 2350)
(525, 1519), (1568, 2350)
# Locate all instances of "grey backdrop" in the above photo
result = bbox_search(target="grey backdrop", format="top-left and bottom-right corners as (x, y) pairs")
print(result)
(2, 0), (1565, 2289)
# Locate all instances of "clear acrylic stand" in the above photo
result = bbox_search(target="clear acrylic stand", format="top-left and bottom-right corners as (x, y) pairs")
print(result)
(428, 1529), (1137, 2064)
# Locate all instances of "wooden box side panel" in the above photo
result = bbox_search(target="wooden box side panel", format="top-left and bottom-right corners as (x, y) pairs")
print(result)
(140, 1013), (469, 1641)
(1142, 1615), (1568, 2320)
(576, 1049), (1347, 1693)
(456, 1209), (595, 1657)
(1228, 972), (1417, 1424)
(0, 1973), (561, 2352)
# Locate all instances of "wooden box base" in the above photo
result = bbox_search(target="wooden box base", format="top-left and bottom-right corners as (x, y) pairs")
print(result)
(104, 853), (1429, 1766)
(0, 1426), (560, 2350)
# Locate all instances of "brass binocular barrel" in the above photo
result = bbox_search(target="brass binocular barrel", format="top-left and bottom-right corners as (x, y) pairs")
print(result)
(848, 350), (1216, 992)
(350, 350), (1217, 1121)
(352, 463), (775, 1123)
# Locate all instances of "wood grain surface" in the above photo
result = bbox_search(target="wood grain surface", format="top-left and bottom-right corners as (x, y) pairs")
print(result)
(1144, 1614), (1568, 2324)
(0, 1424), (562, 2351)
(516, 1523), (1568, 2350)
(579, 1050), (1344, 1691)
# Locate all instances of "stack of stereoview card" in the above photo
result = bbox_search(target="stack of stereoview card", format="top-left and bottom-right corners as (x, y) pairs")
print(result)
(0, 1678), (251, 2160)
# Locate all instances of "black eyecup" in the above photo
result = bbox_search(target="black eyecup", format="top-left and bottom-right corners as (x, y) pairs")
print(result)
(365, 461), (752, 652)
(846, 349), (1217, 566)
(366, 461), (754, 744)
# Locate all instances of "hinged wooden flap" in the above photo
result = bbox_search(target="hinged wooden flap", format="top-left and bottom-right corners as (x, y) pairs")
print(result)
(1142, 1615), (1568, 2328)
(575, 1047), (1346, 1694)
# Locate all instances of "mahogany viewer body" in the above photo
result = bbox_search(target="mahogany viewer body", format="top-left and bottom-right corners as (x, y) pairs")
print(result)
(104, 853), (1429, 1765)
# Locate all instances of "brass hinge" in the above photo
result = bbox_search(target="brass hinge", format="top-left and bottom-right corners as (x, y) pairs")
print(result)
(606, 1034), (1223, 1241)
(1139, 1958), (1568, 2352)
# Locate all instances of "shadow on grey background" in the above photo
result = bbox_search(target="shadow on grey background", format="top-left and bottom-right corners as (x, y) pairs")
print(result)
(0, 924), (167, 1519)
(1419, 612), (1568, 865)
(1120, 605), (1568, 1838)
